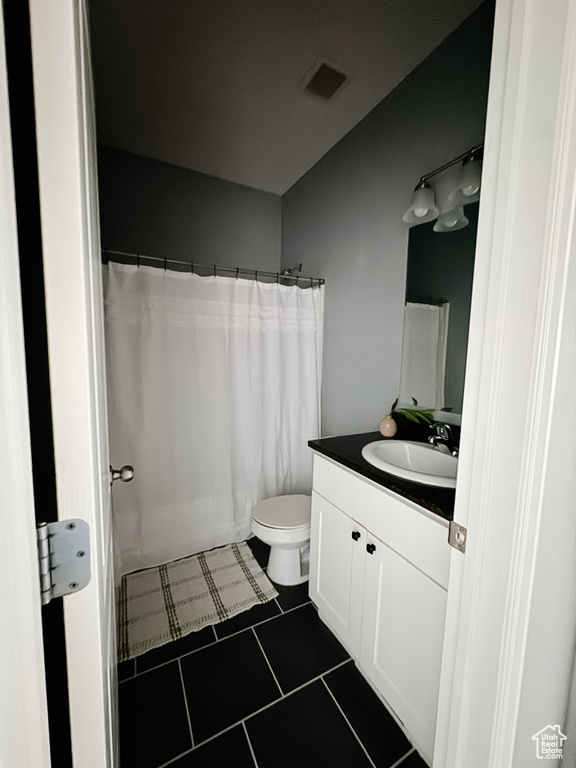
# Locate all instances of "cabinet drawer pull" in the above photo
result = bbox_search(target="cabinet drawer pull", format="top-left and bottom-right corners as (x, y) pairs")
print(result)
(366, 543), (376, 555)
(351, 531), (361, 541)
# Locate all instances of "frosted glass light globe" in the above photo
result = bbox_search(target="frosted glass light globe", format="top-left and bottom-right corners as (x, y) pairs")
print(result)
(433, 206), (469, 233)
(403, 183), (439, 225)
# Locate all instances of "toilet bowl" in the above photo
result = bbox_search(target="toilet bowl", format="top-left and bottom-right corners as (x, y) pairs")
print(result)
(251, 494), (311, 586)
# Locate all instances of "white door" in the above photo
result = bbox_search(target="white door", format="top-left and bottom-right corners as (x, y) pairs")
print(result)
(28, 1), (117, 766)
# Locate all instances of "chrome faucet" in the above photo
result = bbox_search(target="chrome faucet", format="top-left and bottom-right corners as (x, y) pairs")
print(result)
(428, 423), (459, 457)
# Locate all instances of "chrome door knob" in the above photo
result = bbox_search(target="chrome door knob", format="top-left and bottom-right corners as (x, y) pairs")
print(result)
(110, 465), (134, 483)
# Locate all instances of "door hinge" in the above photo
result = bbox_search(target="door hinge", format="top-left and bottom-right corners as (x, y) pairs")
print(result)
(36, 519), (91, 606)
(448, 520), (467, 553)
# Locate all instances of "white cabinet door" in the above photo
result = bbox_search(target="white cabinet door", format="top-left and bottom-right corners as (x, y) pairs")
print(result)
(360, 539), (447, 764)
(309, 491), (365, 657)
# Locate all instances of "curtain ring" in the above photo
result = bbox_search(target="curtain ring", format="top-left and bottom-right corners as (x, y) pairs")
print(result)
(190, 260), (194, 274)
(295, 275), (299, 286)
(276, 272), (279, 283)
(164, 257), (167, 271)
(255, 270), (258, 282)
(136, 253), (140, 268)
(213, 264), (217, 277)
(236, 267), (239, 279)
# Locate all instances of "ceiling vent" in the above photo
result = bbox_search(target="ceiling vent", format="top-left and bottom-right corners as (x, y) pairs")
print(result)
(303, 62), (348, 100)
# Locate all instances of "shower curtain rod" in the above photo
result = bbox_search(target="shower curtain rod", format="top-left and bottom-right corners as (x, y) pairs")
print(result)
(102, 249), (325, 288)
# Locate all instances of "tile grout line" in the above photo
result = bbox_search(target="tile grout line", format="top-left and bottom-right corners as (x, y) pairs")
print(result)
(188, 656), (353, 754)
(320, 677), (378, 768)
(242, 721), (260, 768)
(220, 600), (311, 641)
(157, 721), (243, 766)
(213, 599), (283, 642)
(177, 657), (195, 750)
(125, 634), (220, 681)
(251, 626), (284, 697)
(244, 656), (353, 729)
(120, 600), (311, 683)
(388, 747), (416, 768)
(156, 746), (195, 768)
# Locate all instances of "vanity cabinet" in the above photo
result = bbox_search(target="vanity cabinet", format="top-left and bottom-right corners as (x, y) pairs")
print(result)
(309, 454), (450, 765)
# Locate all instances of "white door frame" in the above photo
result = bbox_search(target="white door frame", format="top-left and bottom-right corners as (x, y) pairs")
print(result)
(28, 1), (117, 766)
(435, 0), (576, 765)
(4, 0), (576, 766)
(0, 4), (51, 767)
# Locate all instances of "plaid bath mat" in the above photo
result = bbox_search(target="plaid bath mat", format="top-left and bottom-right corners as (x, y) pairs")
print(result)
(117, 541), (278, 662)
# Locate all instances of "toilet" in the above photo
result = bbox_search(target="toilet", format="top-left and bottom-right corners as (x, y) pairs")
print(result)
(251, 494), (311, 586)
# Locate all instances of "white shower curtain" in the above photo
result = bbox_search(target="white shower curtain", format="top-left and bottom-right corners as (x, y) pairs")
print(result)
(103, 263), (323, 574)
(399, 301), (449, 409)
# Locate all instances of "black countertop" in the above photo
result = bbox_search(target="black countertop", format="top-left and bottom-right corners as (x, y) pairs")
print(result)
(308, 432), (455, 522)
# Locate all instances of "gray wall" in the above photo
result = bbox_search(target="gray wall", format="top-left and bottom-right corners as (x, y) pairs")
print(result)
(406, 202), (479, 414)
(282, 1), (494, 436)
(98, 145), (281, 272)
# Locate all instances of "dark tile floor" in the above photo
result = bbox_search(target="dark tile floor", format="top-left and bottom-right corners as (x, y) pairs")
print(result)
(118, 538), (428, 768)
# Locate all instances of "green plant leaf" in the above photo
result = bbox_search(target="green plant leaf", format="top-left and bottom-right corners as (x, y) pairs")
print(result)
(440, 406), (453, 412)
(412, 397), (418, 406)
(390, 397), (398, 414)
(399, 409), (419, 423)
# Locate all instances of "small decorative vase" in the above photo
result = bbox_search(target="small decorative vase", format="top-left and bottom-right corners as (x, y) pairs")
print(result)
(379, 415), (397, 437)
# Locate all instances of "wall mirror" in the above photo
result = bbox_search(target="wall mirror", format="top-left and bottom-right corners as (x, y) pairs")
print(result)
(400, 200), (479, 415)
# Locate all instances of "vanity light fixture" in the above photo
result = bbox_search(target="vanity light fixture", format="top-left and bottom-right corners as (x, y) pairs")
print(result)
(404, 142), (483, 232)
(402, 181), (439, 224)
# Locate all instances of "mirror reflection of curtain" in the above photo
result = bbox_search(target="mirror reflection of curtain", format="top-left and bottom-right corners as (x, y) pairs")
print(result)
(103, 263), (323, 574)
(399, 301), (449, 409)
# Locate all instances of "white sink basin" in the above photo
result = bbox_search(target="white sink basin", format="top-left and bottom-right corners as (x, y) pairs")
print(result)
(361, 440), (457, 488)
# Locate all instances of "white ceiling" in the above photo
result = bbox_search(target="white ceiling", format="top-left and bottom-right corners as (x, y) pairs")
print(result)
(89, 0), (484, 195)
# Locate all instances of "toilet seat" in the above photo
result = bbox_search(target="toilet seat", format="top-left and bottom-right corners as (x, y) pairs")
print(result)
(252, 494), (311, 530)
